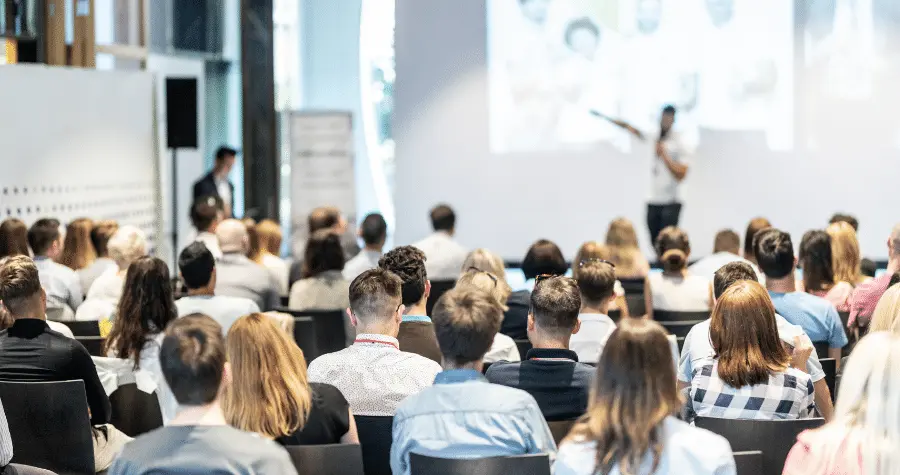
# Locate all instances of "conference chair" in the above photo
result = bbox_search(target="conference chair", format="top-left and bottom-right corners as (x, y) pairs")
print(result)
(285, 444), (364, 475)
(109, 383), (164, 438)
(732, 450), (763, 475)
(426, 280), (457, 315)
(819, 358), (837, 403)
(618, 278), (645, 294)
(275, 308), (347, 357)
(54, 320), (100, 337)
(619, 278), (646, 316)
(409, 453), (551, 475)
(76, 336), (106, 357)
(547, 420), (576, 445)
(653, 310), (711, 322)
(514, 339), (533, 361)
(607, 308), (622, 322)
(355, 415), (394, 475)
(812, 341), (830, 360)
(660, 321), (704, 339)
(694, 416), (825, 474)
(0, 380), (94, 474)
(291, 316), (319, 361)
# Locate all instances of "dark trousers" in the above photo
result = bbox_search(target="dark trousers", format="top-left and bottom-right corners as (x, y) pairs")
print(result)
(647, 203), (682, 245)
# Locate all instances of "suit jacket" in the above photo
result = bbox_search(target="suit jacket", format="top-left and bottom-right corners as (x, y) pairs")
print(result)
(192, 171), (234, 203)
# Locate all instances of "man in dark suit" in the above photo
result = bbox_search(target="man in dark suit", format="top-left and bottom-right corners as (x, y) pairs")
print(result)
(193, 146), (237, 217)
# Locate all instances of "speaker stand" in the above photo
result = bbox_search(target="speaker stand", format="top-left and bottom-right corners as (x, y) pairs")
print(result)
(170, 147), (179, 271)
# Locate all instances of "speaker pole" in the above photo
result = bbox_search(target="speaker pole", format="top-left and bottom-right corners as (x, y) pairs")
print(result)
(171, 147), (178, 271)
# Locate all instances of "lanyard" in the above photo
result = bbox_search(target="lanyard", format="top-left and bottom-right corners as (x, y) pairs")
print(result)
(354, 338), (399, 350)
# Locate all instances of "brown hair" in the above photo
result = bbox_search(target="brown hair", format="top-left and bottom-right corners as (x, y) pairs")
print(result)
(0, 256), (42, 317)
(430, 204), (456, 232)
(242, 218), (262, 263)
(379, 246), (428, 306)
(710, 281), (789, 387)
(349, 268), (403, 324)
(308, 207), (342, 233)
(569, 319), (682, 475)
(90, 220), (119, 258)
(576, 261), (617, 306)
(432, 288), (504, 366)
(224, 314), (312, 439)
(0, 219), (29, 259)
(531, 276), (582, 337)
(27, 218), (61, 256)
(799, 230), (835, 293)
(59, 218), (96, 271)
(521, 239), (567, 280)
(256, 219), (283, 255)
(302, 230), (345, 278)
(606, 218), (644, 277)
(160, 314), (225, 406)
(827, 222), (863, 285)
(713, 229), (740, 254)
(655, 227), (690, 273)
(744, 217), (771, 263)
(573, 241), (611, 272)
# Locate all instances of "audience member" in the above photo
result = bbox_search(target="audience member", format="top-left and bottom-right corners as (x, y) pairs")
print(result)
(783, 332), (900, 475)
(175, 242), (260, 334)
(0, 257), (74, 339)
(104, 257), (179, 422)
(848, 224), (900, 327)
(412, 204), (468, 281)
(827, 221), (867, 286)
(570, 259), (618, 362)
(0, 218), (29, 259)
(307, 269), (441, 416)
(289, 230), (350, 311)
(391, 288), (555, 475)
(192, 146), (237, 217)
(572, 241), (628, 316)
(743, 217), (771, 266)
(521, 238), (568, 293)
(377, 246), (441, 363)
(605, 217), (650, 279)
(645, 227), (711, 317)
(867, 283), (900, 333)
(78, 225), (147, 321)
(78, 220), (119, 295)
(344, 213), (387, 281)
(462, 248), (528, 337)
(487, 275), (593, 420)
(224, 313), (359, 445)
(0, 256), (129, 472)
(189, 196), (224, 259)
(689, 229), (762, 281)
(289, 206), (356, 287)
(555, 319), (735, 475)
(829, 213), (858, 231)
(756, 228), (848, 361)
(109, 314), (297, 474)
(830, 213), (878, 279)
(255, 219), (289, 296)
(27, 218), (82, 316)
(688, 281), (817, 420)
(59, 218), (96, 272)
(799, 230), (852, 312)
(215, 219), (279, 311)
(242, 218), (262, 264)
(454, 269), (520, 363)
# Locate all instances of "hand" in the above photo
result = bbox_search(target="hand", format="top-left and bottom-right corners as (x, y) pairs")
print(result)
(655, 141), (666, 157)
(790, 335), (814, 371)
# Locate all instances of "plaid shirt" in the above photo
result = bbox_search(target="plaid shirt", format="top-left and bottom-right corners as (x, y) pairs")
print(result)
(688, 360), (816, 421)
(848, 273), (892, 327)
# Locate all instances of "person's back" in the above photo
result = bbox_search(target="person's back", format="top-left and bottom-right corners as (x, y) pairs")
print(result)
(412, 205), (468, 281)
(288, 230), (351, 311)
(648, 273), (710, 311)
(78, 220), (119, 295)
(215, 220), (279, 311)
(343, 213), (387, 282)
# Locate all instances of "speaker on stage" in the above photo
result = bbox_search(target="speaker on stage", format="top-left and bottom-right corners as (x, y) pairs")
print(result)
(165, 78), (198, 149)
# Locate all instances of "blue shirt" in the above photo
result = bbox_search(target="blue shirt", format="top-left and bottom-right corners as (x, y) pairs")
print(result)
(768, 291), (848, 349)
(33, 256), (83, 314)
(390, 369), (556, 475)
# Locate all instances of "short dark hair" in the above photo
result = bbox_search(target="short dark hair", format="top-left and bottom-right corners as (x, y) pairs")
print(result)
(713, 229), (740, 254)
(662, 104), (677, 115)
(531, 276), (582, 337)
(308, 207), (341, 233)
(215, 146), (237, 162)
(829, 213), (859, 231)
(799, 230), (834, 293)
(754, 228), (794, 279)
(360, 213), (387, 246)
(432, 288), (504, 365)
(378, 246), (428, 306)
(0, 256), (42, 316)
(744, 217), (771, 259)
(655, 227), (690, 273)
(302, 230), (345, 278)
(90, 220), (119, 258)
(27, 218), (61, 256)
(522, 239), (568, 280)
(713, 261), (759, 299)
(575, 261), (616, 305)
(190, 197), (222, 232)
(160, 314), (225, 406)
(430, 205), (456, 232)
(0, 218), (29, 258)
(564, 17), (600, 46)
(179, 242), (216, 289)
(349, 268), (402, 323)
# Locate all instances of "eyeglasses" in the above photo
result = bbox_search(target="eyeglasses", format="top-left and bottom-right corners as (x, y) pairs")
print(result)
(466, 267), (498, 289)
(577, 258), (616, 269)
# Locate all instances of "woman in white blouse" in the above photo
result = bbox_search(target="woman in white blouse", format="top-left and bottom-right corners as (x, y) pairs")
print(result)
(76, 226), (147, 321)
(645, 226), (712, 318)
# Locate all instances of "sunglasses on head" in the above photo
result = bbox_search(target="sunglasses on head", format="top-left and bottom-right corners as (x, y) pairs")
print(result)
(466, 267), (499, 288)
(577, 258), (616, 269)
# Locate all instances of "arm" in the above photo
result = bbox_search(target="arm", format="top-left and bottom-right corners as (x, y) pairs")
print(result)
(523, 399), (557, 460)
(656, 144), (689, 182)
(67, 275), (84, 311)
(71, 344), (112, 425)
(341, 407), (360, 444)
(0, 398), (12, 466)
(828, 347), (842, 372)
(591, 111), (646, 140)
(813, 379), (834, 422)
(644, 278), (653, 319)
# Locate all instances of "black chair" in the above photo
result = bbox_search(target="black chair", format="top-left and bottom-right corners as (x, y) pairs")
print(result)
(733, 450), (763, 475)
(275, 308), (347, 357)
(547, 420), (576, 445)
(109, 383), (163, 438)
(355, 415), (394, 475)
(618, 278), (645, 294)
(660, 320), (703, 338)
(285, 444), (365, 475)
(426, 280), (457, 315)
(819, 358), (837, 403)
(54, 320), (100, 337)
(409, 453), (551, 475)
(75, 336), (105, 357)
(607, 308), (622, 322)
(676, 336), (686, 352)
(624, 294), (646, 317)
(291, 316), (319, 361)
(514, 339), (532, 361)
(0, 380), (94, 474)
(481, 362), (492, 374)
(813, 341), (831, 360)
(280, 295), (290, 308)
(653, 310), (711, 322)
(695, 417), (825, 474)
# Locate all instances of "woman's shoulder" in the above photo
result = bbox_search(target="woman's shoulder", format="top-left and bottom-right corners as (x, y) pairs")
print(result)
(309, 382), (349, 407)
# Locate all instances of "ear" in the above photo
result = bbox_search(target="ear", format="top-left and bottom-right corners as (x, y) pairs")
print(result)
(527, 313), (535, 333)
(572, 319), (582, 335)
(396, 305), (406, 324)
(347, 308), (359, 327)
(424, 280), (432, 300)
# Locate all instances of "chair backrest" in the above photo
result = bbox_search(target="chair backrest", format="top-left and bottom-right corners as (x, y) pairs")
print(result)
(481, 362), (492, 374)
(75, 336), (106, 357)
(0, 380), (94, 474)
(285, 444), (365, 475)
(624, 294), (646, 318)
(275, 308), (347, 356)
(618, 278), (645, 294)
(819, 358), (837, 403)
(54, 320), (100, 337)
(426, 280), (457, 315)
(733, 450), (763, 475)
(291, 316), (319, 361)
(607, 308), (622, 322)
(653, 310), (711, 322)
(813, 341), (830, 359)
(660, 320), (704, 338)
(694, 417), (825, 474)
(409, 453), (551, 475)
(547, 420), (576, 445)
(355, 415), (394, 475)
(109, 383), (164, 438)
(514, 339), (533, 361)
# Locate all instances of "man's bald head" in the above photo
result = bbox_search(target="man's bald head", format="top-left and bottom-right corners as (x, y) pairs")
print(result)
(216, 219), (249, 254)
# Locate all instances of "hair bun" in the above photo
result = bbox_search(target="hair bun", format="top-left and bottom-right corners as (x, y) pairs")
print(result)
(661, 249), (686, 272)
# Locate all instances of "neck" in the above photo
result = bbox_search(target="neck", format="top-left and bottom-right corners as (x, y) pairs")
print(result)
(14, 311), (45, 321)
(169, 401), (227, 426)
(187, 286), (215, 297)
(664, 269), (687, 277)
(364, 244), (383, 252)
(442, 360), (482, 372)
(404, 300), (428, 317)
(888, 256), (900, 274)
(580, 301), (609, 315)
(530, 333), (571, 350)
(766, 273), (797, 293)
(213, 167), (228, 180)
(357, 323), (398, 338)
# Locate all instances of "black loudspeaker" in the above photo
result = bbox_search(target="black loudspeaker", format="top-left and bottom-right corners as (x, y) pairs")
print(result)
(165, 78), (198, 149)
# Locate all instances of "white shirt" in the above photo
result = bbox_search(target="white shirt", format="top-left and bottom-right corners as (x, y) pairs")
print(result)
(412, 232), (468, 281)
(47, 320), (75, 338)
(343, 249), (383, 282)
(569, 313), (617, 364)
(194, 232), (223, 260)
(99, 335), (179, 424)
(483, 333), (521, 363)
(33, 256), (83, 316)
(78, 258), (117, 296)
(215, 177), (232, 216)
(648, 273), (711, 312)
(175, 295), (260, 335)
(260, 253), (289, 297)
(688, 252), (765, 282)
(307, 333), (442, 416)
(649, 128), (695, 204)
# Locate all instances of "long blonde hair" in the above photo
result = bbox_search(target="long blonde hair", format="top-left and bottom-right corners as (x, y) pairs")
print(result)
(59, 218), (96, 270)
(605, 218), (645, 277)
(256, 219), (283, 256)
(870, 284), (900, 334)
(827, 222), (863, 285)
(455, 269), (512, 310)
(223, 313), (312, 439)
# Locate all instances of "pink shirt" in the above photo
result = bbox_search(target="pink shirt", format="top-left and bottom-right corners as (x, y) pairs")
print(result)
(808, 281), (854, 313)
(783, 428), (863, 475)
(848, 273), (893, 326)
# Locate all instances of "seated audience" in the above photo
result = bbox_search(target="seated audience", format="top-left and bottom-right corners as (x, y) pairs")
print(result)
(799, 230), (853, 311)
(454, 269), (520, 363)
(605, 217), (650, 279)
(572, 241), (628, 316)
(215, 219), (279, 311)
(570, 259), (618, 363)
(743, 217), (772, 267)
(78, 225), (147, 321)
(307, 269), (441, 416)
(78, 220), (119, 295)
(59, 218), (96, 273)
(867, 283), (900, 333)
(108, 315), (296, 474)
(0, 218), (29, 259)
(827, 221), (868, 286)
(680, 262), (834, 420)
(175, 242), (260, 334)
(504, 239), (568, 339)
(830, 213), (877, 279)
(105, 257), (179, 422)
(391, 288), (555, 475)
(377, 246), (442, 363)
(688, 280), (816, 420)
(487, 275), (593, 420)
(289, 206), (355, 287)
(783, 332), (900, 475)
(189, 196), (224, 259)
(689, 229), (762, 281)
(645, 227), (711, 317)
(0, 258), (74, 339)
(848, 224), (900, 327)
(224, 313), (359, 445)
(554, 319), (735, 475)
(27, 218), (83, 316)
(756, 228), (848, 361)
(412, 204), (468, 281)
(344, 212), (387, 281)
(255, 219), (289, 296)
(289, 230), (350, 311)
(0, 256), (129, 472)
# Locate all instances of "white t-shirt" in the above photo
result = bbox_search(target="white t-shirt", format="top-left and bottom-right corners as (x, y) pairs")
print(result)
(649, 128), (694, 204)
(569, 313), (617, 364)
(688, 252), (765, 282)
(648, 273), (711, 312)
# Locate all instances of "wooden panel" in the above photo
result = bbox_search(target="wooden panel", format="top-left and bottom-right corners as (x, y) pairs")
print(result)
(71, 0), (95, 67)
(43, 0), (66, 66)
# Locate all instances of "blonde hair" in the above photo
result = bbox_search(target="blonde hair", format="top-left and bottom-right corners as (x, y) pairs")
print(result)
(223, 313), (312, 439)
(870, 284), (900, 334)
(256, 220), (283, 256)
(461, 249), (506, 280)
(242, 218), (262, 264)
(59, 218), (96, 270)
(572, 241), (610, 280)
(605, 218), (645, 277)
(827, 222), (863, 285)
(107, 226), (148, 270)
(455, 269), (512, 311)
